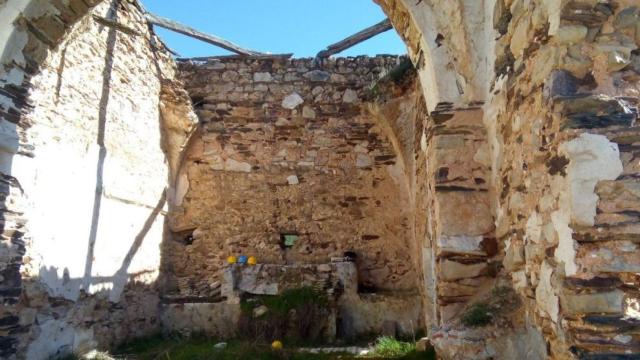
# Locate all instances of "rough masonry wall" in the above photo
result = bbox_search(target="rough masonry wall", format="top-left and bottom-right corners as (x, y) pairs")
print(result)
(166, 56), (421, 299)
(364, 66), (433, 336)
(489, 1), (640, 358)
(0, 1), (195, 358)
(378, 0), (640, 358)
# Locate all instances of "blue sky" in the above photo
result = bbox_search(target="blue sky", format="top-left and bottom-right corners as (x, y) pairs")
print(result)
(140, 0), (406, 58)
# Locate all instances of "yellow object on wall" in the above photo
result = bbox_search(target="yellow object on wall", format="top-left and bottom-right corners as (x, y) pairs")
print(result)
(271, 340), (283, 350)
(247, 256), (257, 265)
(227, 255), (237, 264)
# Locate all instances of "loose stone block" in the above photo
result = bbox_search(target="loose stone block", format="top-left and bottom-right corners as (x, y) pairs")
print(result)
(282, 92), (304, 109)
(303, 70), (331, 82)
(253, 72), (273, 82)
(561, 290), (625, 316)
(439, 260), (486, 281)
(557, 95), (636, 130)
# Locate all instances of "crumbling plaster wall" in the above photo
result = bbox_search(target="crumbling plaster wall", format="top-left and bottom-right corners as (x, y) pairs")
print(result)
(374, 0), (495, 112)
(0, 0), (196, 359)
(378, 0), (640, 358)
(167, 56), (422, 298)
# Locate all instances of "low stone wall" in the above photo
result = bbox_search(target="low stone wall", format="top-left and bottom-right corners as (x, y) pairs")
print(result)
(160, 260), (423, 341)
(338, 292), (423, 339)
(161, 302), (241, 339)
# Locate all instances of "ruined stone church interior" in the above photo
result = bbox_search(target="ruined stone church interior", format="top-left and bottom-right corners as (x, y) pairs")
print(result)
(1, 0), (640, 359)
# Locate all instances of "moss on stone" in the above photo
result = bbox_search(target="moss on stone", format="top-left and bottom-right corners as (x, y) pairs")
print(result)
(461, 303), (493, 327)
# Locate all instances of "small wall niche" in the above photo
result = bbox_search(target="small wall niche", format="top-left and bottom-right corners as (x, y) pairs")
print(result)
(173, 228), (196, 245)
(280, 233), (299, 249)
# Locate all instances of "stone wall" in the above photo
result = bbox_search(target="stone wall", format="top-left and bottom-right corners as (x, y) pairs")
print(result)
(378, 0), (640, 358)
(1, 0), (639, 358)
(167, 56), (422, 298)
(488, 1), (640, 357)
(0, 1), (195, 358)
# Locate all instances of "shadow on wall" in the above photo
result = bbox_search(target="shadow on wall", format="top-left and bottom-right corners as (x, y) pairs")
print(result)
(0, 0), (181, 357)
(83, 0), (119, 292)
(36, 188), (167, 301)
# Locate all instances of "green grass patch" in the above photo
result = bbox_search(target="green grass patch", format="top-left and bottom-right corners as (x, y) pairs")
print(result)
(238, 287), (331, 343)
(241, 287), (328, 316)
(115, 336), (349, 360)
(369, 336), (416, 358)
(62, 335), (436, 360)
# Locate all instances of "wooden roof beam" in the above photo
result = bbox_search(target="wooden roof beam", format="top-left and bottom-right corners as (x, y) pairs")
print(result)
(144, 13), (267, 56)
(316, 19), (393, 59)
(176, 53), (294, 62)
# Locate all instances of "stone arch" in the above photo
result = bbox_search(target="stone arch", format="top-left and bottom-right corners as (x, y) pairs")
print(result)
(374, 0), (495, 111)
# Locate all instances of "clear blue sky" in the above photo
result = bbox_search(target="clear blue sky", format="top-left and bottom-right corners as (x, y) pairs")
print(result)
(140, 0), (406, 58)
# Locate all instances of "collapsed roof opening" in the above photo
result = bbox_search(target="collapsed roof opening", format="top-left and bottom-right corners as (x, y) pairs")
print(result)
(141, 0), (406, 59)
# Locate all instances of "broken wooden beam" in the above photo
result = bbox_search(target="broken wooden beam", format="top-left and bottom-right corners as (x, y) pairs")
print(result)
(93, 15), (141, 36)
(144, 13), (265, 56)
(316, 19), (393, 58)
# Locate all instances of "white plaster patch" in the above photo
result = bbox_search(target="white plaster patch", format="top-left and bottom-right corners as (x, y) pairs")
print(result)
(551, 208), (578, 276)
(26, 319), (76, 360)
(4, 66), (25, 86)
(560, 133), (623, 227)
(625, 297), (640, 320)
(535, 261), (559, 323)
(550, 133), (622, 276)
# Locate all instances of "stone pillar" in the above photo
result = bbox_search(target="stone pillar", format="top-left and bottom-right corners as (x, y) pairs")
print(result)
(429, 105), (495, 325)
